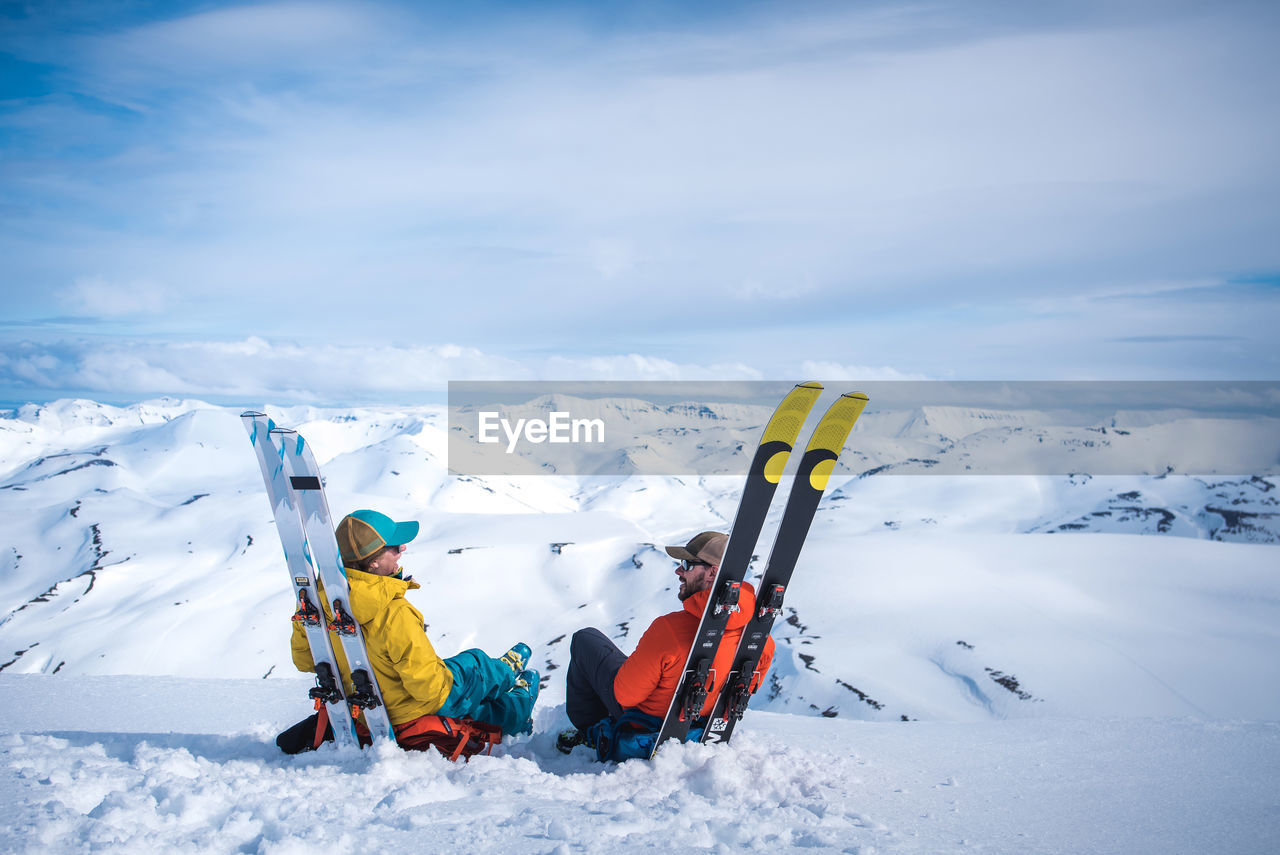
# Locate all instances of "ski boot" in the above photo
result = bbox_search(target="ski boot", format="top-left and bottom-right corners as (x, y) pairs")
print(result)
(513, 668), (540, 698)
(511, 669), (540, 735)
(556, 728), (596, 755)
(499, 642), (532, 673)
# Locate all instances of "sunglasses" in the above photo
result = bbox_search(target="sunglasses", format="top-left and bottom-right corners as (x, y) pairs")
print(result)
(679, 560), (711, 573)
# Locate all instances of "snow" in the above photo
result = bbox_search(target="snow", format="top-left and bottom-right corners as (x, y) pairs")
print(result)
(2, 676), (1277, 854)
(2, 397), (1279, 853)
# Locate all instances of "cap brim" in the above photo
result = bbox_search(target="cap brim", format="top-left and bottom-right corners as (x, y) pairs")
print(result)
(665, 545), (699, 561)
(389, 520), (419, 547)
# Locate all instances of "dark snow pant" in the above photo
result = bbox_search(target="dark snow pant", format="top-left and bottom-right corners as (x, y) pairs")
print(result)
(276, 712), (335, 754)
(565, 627), (628, 731)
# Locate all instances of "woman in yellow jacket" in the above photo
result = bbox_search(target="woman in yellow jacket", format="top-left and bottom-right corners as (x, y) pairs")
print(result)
(279, 509), (538, 753)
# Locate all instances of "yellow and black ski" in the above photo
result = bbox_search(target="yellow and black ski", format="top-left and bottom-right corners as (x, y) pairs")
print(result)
(650, 381), (825, 756)
(701, 391), (870, 745)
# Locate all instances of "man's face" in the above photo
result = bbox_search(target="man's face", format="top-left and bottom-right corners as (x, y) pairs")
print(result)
(675, 560), (717, 601)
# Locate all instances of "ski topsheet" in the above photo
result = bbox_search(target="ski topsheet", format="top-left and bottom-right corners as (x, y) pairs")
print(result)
(650, 382), (824, 756)
(701, 392), (869, 745)
(241, 413), (360, 748)
(274, 426), (397, 744)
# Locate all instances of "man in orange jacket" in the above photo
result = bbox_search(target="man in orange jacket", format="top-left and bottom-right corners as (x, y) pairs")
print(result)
(559, 530), (774, 754)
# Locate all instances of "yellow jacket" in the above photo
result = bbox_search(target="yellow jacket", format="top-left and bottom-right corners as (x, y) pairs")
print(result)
(290, 571), (454, 725)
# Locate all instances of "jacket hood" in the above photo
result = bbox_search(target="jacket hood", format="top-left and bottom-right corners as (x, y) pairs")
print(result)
(682, 582), (756, 630)
(345, 570), (420, 624)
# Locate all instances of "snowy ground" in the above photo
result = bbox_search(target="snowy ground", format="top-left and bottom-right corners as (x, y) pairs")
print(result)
(3, 675), (1278, 855)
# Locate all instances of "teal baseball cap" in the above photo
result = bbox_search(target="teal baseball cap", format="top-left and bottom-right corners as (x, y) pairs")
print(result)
(336, 509), (420, 565)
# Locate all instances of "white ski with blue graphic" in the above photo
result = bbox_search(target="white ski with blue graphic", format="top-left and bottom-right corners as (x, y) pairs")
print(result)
(273, 426), (397, 744)
(241, 412), (360, 748)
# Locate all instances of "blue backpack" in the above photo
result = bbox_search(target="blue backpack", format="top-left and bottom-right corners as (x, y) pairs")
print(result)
(586, 710), (705, 762)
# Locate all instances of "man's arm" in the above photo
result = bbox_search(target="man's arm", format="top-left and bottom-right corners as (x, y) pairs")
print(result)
(613, 617), (678, 710)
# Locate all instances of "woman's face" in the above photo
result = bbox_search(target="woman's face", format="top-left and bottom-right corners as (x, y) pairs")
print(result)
(365, 543), (405, 576)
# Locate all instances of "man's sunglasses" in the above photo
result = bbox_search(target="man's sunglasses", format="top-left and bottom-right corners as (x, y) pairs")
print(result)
(679, 560), (711, 572)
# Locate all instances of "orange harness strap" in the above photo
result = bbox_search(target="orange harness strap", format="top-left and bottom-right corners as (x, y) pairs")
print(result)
(393, 714), (502, 762)
(313, 698), (330, 750)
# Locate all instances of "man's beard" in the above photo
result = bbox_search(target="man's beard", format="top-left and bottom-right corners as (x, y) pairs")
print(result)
(678, 574), (708, 601)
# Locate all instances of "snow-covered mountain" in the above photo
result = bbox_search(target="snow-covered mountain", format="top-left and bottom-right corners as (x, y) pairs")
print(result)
(1, 397), (1277, 722)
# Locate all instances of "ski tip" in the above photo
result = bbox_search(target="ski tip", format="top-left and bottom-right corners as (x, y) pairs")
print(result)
(241, 412), (277, 442)
(805, 392), (870, 456)
(762, 382), (825, 447)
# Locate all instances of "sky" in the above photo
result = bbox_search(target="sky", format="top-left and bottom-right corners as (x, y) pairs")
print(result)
(1, 0), (1278, 405)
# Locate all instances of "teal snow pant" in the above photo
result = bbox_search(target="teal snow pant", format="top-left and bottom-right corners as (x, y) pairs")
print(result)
(439, 648), (536, 736)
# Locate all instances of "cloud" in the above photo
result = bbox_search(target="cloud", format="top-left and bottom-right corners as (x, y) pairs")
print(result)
(1107, 335), (1243, 344)
(0, 1), (1277, 383)
(12, 5), (1279, 278)
(73, 2), (397, 97)
(59, 276), (172, 317)
(0, 338), (520, 402)
(798, 361), (930, 382)
(588, 239), (638, 281)
(0, 338), (786, 403)
(540, 353), (764, 382)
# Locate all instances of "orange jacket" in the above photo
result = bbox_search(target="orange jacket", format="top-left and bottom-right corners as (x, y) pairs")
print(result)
(613, 582), (774, 719)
